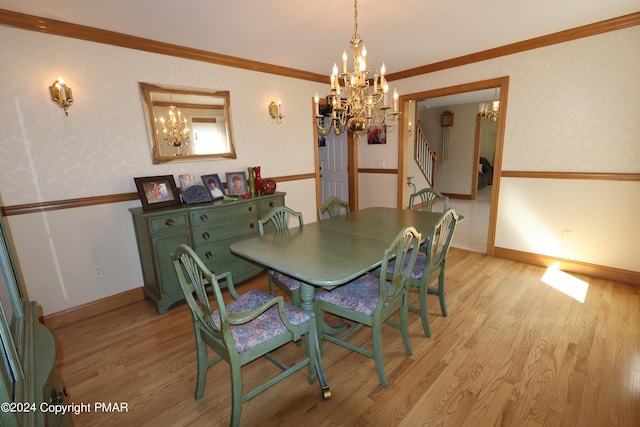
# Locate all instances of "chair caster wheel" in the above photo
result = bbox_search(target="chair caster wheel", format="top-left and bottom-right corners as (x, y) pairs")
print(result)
(322, 387), (332, 400)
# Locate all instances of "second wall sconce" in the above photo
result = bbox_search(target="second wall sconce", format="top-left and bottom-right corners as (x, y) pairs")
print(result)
(268, 100), (283, 124)
(49, 75), (73, 116)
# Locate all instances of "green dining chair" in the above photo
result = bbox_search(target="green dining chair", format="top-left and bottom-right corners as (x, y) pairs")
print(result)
(171, 244), (315, 427)
(318, 196), (350, 219)
(386, 208), (459, 337)
(409, 187), (449, 212)
(259, 206), (304, 307)
(314, 226), (422, 387)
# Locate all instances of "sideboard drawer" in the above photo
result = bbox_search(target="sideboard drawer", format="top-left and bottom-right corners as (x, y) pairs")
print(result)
(259, 196), (284, 214)
(192, 216), (258, 244)
(191, 202), (258, 226)
(195, 240), (263, 281)
(149, 213), (188, 232)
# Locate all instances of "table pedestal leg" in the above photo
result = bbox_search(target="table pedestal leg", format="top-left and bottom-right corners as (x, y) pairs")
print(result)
(300, 283), (331, 400)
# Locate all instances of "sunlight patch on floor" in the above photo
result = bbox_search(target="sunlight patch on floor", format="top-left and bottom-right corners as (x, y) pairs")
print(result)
(541, 262), (589, 303)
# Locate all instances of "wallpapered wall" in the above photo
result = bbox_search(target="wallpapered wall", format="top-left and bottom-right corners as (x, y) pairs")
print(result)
(0, 24), (638, 315)
(0, 27), (321, 206)
(394, 26), (640, 174)
(394, 25), (640, 272)
(419, 103), (480, 195)
(0, 22), (403, 315)
(0, 26), (326, 314)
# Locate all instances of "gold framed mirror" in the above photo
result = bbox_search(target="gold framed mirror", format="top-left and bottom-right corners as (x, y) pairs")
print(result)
(139, 82), (237, 164)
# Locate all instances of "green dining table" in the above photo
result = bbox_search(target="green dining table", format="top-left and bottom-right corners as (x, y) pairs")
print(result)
(229, 206), (448, 398)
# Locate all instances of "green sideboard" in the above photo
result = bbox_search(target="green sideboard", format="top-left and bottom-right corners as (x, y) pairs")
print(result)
(130, 192), (285, 314)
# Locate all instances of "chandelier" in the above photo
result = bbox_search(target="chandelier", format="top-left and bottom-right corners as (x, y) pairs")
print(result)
(160, 105), (190, 147)
(313, 0), (399, 136)
(479, 89), (500, 122)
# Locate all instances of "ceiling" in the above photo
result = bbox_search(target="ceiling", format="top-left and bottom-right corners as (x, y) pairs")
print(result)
(0, 0), (637, 77)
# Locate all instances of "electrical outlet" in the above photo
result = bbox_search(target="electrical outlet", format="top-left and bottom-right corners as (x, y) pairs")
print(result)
(93, 265), (104, 278)
(561, 229), (571, 241)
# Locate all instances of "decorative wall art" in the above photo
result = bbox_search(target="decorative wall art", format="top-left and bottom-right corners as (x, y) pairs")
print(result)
(367, 125), (386, 144)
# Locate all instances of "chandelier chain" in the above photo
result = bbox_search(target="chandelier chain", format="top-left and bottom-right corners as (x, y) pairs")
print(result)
(353, 0), (359, 39)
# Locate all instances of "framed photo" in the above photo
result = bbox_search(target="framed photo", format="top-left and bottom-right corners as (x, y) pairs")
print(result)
(134, 175), (181, 211)
(201, 174), (225, 199)
(367, 125), (386, 144)
(225, 171), (248, 196)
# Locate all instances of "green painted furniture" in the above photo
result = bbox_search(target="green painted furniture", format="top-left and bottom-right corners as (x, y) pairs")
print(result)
(171, 244), (315, 427)
(409, 187), (449, 212)
(317, 196), (349, 219)
(314, 226), (421, 387)
(0, 210), (71, 427)
(230, 207), (448, 396)
(258, 206), (304, 306)
(130, 192), (285, 314)
(386, 208), (459, 337)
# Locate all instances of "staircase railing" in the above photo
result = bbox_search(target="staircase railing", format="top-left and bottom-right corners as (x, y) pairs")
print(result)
(414, 121), (437, 187)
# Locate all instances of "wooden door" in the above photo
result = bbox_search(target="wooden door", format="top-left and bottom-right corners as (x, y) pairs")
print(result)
(319, 131), (349, 205)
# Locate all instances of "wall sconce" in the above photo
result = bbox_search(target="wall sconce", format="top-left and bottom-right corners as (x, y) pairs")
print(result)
(268, 100), (283, 124)
(49, 75), (73, 116)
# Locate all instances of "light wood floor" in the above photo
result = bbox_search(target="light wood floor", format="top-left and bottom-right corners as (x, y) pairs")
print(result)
(51, 248), (639, 426)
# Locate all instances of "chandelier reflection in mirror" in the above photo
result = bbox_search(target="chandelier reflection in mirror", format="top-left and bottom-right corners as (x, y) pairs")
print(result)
(313, 0), (400, 137)
(479, 89), (500, 122)
(160, 105), (191, 147)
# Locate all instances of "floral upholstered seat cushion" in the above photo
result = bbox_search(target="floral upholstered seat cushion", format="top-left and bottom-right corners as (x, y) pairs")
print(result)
(315, 274), (384, 316)
(212, 289), (309, 353)
(272, 271), (301, 291)
(387, 253), (426, 279)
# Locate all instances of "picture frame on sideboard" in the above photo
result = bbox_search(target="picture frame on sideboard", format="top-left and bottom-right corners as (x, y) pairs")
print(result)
(134, 175), (181, 211)
(225, 172), (248, 197)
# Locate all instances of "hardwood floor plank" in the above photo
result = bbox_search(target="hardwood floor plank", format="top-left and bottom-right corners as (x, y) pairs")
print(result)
(49, 248), (639, 426)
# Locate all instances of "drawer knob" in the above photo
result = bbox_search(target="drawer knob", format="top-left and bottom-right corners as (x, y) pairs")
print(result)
(205, 251), (213, 259)
(200, 213), (208, 221)
(250, 222), (255, 229)
(202, 232), (210, 240)
(248, 206), (254, 212)
(49, 388), (67, 405)
(269, 201), (275, 207)
(165, 219), (175, 227)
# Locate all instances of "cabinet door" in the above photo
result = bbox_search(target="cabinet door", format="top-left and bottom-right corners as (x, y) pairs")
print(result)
(42, 370), (72, 427)
(152, 231), (191, 300)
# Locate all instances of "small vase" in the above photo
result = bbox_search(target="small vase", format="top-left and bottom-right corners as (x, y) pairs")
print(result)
(254, 166), (262, 197)
(247, 167), (256, 197)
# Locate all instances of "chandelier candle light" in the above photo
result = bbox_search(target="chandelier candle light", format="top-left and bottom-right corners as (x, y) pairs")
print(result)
(160, 105), (190, 147)
(314, 0), (400, 136)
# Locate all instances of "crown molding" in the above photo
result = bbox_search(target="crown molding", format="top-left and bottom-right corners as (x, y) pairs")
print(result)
(0, 8), (327, 83)
(387, 12), (640, 81)
(1, 9), (638, 84)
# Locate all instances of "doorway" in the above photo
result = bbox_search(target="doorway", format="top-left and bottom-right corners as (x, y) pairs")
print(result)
(318, 130), (349, 207)
(313, 98), (359, 217)
(397, 77), (509, 256)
